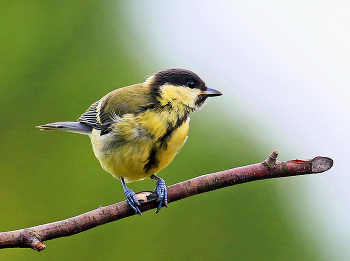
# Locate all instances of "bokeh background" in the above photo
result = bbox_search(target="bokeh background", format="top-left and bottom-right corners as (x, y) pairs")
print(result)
(0, 1), (348, 260)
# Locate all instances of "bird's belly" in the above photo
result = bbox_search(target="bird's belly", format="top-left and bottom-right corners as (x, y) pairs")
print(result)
(90, 120), (189, 183)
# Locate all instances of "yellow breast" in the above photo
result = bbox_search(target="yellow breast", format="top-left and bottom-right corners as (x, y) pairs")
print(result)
(90, 113), (190, 183)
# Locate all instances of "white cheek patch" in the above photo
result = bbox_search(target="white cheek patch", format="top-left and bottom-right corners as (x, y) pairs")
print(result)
(160, 84), (201, 108)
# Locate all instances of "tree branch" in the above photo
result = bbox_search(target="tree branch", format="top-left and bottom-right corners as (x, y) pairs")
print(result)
(0, 151), (333, 252)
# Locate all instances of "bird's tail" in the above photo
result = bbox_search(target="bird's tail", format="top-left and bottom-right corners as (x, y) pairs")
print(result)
(37, 121), (92, 135)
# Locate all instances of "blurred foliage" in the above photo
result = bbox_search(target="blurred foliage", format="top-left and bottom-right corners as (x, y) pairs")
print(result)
(0, 1), (320, 260)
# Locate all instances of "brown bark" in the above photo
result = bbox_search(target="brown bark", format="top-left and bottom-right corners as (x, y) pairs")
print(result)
(0, 152), (333, 252)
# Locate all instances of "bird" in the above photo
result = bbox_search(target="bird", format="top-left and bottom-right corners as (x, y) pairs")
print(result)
(37, 68), (222, 215)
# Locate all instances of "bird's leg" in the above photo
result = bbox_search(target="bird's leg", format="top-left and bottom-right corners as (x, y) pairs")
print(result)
(121, 178), (142, 216)
(150, 174), (169, 213)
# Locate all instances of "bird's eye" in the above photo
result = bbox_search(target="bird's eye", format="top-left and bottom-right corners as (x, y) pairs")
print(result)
(187, 81), (195, 88)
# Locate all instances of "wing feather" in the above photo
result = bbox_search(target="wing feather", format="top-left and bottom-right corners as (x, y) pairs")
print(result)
(78, 83), (158, 135)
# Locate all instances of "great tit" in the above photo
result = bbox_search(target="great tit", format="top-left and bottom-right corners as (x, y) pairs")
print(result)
(38, 68), (222, 215)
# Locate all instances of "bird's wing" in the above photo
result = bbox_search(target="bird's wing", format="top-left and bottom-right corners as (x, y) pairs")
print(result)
(78, 83), (156, 135)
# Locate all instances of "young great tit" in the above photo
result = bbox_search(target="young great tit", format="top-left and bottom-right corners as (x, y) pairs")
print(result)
(38, 68), (222, 215)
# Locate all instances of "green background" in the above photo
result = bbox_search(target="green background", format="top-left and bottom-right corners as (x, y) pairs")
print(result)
(0, 2), (321, 260)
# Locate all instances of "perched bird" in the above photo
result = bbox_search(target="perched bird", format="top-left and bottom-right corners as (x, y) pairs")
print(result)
(38, 68), (222, 215)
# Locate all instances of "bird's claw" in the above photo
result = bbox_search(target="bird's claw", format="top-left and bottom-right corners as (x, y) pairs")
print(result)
(123, 187), (142, 215)
(154, 177), (168, 213)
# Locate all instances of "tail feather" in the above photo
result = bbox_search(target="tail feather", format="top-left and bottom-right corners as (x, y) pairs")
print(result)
(37, 121), (92, 135)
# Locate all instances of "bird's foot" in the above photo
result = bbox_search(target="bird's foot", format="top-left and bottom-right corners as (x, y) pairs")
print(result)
(121, 178), (142, 215)
(151, 175), (169, 213)
(124, 187), (142, 215)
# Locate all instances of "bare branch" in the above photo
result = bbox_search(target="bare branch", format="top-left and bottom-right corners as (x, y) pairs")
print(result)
(0, 152), (333, 252)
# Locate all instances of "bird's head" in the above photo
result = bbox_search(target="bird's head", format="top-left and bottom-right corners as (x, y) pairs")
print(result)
(145, 68), (222, 111)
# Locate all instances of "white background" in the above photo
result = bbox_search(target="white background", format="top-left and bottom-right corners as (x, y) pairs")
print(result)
(124, 1), (350, 259)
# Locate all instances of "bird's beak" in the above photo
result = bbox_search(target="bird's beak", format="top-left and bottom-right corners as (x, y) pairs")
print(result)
(201, 88), (222, 97)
